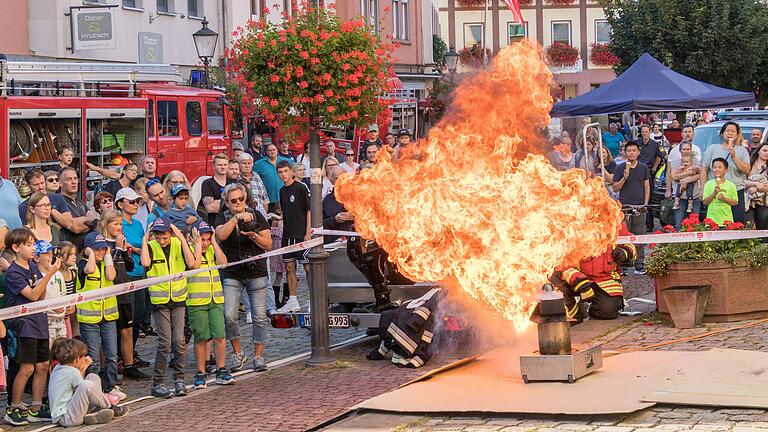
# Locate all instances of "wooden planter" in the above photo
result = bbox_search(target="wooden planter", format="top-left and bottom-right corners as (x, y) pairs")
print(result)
(655, 260), (768, 322)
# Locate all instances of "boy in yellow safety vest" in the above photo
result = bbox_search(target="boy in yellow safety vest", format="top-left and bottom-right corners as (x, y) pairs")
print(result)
(139, 217), (196, 398)
(76, 232), (124, 405)
(187, 222), (234, 389)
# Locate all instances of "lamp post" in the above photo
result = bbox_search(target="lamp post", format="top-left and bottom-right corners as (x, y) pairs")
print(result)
(445, 46), (459, 83)
(306, 0), (333, 367)
(192, 17), (218, 88)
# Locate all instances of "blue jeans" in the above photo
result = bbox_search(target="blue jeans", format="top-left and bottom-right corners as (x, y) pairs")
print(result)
(674, 199), (702, 230)
(79, 321), (118, 393)
(223, 276), (269, 345)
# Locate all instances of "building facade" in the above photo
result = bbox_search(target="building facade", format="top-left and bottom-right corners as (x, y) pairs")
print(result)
(436, 0), (615, 99)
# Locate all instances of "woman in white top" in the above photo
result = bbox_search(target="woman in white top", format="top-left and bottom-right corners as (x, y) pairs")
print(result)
(340, 148), (359, 173)
(321, 156), (339, 198)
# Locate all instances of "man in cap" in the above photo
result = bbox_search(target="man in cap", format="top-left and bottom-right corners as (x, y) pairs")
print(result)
(392, 129), (411, 161)
(358, 124), (383, 162)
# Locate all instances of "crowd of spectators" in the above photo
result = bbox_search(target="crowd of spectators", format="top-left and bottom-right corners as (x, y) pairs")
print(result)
(549, 112), (764, 274)
(0, 126), (395, 427)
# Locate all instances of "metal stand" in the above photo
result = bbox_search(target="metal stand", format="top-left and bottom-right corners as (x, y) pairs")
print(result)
(306, 114), (333, 366)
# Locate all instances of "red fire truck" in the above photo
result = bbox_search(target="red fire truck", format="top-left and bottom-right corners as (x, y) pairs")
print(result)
(0, 61), (233, 201)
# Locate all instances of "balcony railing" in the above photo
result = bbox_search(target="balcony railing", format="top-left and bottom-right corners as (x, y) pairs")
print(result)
(549, 58), (583, 74)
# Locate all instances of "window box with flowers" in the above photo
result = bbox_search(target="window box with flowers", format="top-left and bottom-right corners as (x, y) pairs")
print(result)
(456, 0), (487, 7)
(545, 0), (575, 5)
(459, 46), (491, 67)
(590, 43), (619, 67)
(545, 42), (579, 67)
(648, 214), (768, 323)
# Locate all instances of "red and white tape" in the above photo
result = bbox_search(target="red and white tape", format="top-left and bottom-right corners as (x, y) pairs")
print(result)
(0, 237), (323, 321)
(616, 230), (768, 245)
(312, 228), (768, 246)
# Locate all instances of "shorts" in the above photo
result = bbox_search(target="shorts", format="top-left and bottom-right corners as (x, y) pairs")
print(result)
(116, 303), (134, 330)
(188, 303), (225, 342)
(281, 237), (309, 264)
(16, 337), (50, 364)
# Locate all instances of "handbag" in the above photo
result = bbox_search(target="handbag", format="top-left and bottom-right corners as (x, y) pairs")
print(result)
(659, 198), (675, 227)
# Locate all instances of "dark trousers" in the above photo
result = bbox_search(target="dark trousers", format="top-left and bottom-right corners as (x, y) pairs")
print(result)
(733, 189), (747, 224)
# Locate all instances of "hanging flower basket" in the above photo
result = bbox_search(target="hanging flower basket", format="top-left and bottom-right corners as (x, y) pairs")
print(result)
(590, 43), (619, 66)
(546, 0), (576, 5)
(457, 0), (487, 7)
(545, 42), (579, 67)
(459, 46), (492, 66)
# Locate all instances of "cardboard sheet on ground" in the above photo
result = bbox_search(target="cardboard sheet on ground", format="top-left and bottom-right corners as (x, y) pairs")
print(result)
(355, 347), (697, 415)
(643, 348), (768, 408)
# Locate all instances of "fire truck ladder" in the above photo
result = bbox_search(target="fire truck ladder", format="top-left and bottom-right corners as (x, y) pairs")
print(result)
(0, 61), (183, 97)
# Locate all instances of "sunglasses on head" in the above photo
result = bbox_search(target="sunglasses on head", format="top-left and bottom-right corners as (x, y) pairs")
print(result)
(229, 196), (245, 204)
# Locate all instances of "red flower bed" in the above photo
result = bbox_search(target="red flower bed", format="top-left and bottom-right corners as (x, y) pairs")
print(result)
(545, 42), (579, 67)
(459, 46), (492, 66)
(457, 0), (487, 7)
(590, 43), (619, 66)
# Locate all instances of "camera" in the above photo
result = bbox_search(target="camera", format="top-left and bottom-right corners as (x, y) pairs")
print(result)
(238, 220), (261, 233)
(50, 247), (61, 265)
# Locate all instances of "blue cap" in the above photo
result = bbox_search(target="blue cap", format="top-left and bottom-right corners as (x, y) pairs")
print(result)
(84, 232), (108, 249)
(171, 183), (190, 197)
(197, 221), (214, 234)
(34, 240), (55, 256)
(150, 217), (171, 233)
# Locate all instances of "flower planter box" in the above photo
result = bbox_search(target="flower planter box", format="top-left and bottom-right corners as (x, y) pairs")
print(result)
(655, 260), (768, 322)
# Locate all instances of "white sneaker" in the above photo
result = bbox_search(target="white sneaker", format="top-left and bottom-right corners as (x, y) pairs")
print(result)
(109, 385), (127, 401)
(275, 298), (301, 313)
(245, 311), (253, 323)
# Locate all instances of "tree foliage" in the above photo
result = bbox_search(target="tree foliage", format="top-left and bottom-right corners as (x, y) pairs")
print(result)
(599, 0), (768, 96)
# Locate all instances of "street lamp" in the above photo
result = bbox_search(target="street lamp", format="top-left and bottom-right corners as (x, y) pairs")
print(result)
(192, 17), (218, 88)
(445, 46), (459, 81)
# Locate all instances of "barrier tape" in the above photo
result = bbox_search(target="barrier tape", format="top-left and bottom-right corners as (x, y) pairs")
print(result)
(313, 228), (768, 246)
(616, 230), (768, 245)
(0, 237), (323, 321)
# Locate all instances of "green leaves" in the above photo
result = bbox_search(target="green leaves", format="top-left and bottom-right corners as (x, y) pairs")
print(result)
(598, 0), (768, 95)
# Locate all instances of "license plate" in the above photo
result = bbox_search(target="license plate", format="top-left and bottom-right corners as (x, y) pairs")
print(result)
(300, 313), (350, 328)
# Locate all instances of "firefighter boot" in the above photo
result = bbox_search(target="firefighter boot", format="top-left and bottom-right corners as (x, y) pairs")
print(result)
(372, 283), (394, 312)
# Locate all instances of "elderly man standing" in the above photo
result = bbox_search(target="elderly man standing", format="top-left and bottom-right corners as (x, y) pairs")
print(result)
(58, 168), (98, 250)
(146, 179), (172, 225)
(254, 143), (291, 214)
(320, 138), (346, 165)
(238, 153), (269, 217)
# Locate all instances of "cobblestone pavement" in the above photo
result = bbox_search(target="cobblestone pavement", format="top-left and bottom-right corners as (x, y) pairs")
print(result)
(336, 274), (768, 432)
(12, 273), (768, 431)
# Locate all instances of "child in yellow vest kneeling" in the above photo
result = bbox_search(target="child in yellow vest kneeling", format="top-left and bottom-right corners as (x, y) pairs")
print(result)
(140, 217), (197, 398)
(187, 222), (234, 388)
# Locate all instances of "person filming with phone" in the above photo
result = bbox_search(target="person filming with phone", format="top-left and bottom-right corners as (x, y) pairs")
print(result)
(700, 121), (751, 224)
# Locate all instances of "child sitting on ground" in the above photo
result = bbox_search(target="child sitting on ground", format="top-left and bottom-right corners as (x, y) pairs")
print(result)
(672, 154), (701, 213)
(35, 240), (70, 345)
(703, 158), (739, 226)
(165, 184), (200, 234)
(48, 337), (128, 427)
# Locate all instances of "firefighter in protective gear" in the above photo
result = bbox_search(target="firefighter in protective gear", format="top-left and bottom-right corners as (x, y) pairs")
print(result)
(551, 222), (636, 321)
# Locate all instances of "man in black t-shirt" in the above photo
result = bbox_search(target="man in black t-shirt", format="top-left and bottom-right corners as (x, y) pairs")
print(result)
(197, 154), (230, 225)
(612, 141), (651, 274)
(275, 160), (310, 314)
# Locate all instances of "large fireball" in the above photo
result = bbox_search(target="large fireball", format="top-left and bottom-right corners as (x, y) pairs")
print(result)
(334, 42), (623, 329)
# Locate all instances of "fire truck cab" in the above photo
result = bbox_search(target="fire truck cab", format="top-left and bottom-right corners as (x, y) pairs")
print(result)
(0, 61), (231, 202)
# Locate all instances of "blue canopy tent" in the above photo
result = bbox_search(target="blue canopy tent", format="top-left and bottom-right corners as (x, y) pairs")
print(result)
(551, 53), (755, 117)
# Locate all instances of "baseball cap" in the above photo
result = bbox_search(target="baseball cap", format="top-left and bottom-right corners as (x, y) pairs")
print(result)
(115, 187), (141, 203)
(85, 232), (108, 250)
(397, 128), (410, 137)
(171, 184), (190, 197)
(34, 240), (55, 256)
(197, 221), (214, 234)
(150, 217), (171, 233)
(367, 124), (379, 132)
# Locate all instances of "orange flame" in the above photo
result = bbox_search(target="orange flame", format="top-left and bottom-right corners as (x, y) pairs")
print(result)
(335, 42), (623, 330)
